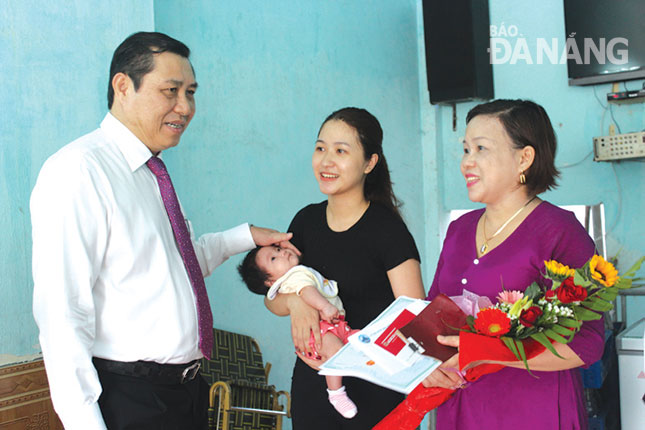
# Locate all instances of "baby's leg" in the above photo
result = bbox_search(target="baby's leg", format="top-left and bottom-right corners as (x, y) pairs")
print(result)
(320, 333), (344, 390)
(318, 332), (344, 361)
(320, 333), (357, 419)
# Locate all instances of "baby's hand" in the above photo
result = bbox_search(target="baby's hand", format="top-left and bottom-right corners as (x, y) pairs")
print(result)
(320, 303), (339, 323)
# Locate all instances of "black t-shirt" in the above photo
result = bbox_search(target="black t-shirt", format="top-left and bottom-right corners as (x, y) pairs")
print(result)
(288, 201), (421, 429)
(288, 201), (420, 329)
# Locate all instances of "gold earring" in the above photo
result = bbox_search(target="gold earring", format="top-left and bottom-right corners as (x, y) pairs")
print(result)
(519, 171), (526, 184)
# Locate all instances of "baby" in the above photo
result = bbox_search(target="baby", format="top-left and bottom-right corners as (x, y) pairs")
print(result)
(238, 245), (358, 419)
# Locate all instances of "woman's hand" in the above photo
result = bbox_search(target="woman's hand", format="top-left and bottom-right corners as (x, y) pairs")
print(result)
(296, 350), (323, 371)
(287, 295), (322, 355)
(421, 335), (465, 390)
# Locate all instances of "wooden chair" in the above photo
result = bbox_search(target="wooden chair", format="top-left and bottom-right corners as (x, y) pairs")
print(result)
(200, 328), (290, 430)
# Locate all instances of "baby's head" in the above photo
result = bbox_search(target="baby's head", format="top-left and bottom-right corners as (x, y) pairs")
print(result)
(237, 245), (300, 295)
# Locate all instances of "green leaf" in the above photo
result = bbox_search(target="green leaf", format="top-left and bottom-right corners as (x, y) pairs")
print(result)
(573, 270), (589, 286)
(574, 307), (603, 321)
(524, 283), (542, 300)
(584, 297), (614, 312)
(558, 317), (582, 328)
(530, 332), (564, 359)
(615, 278), (632, 290)
(514, 339), (534, 375)
(501, 337), (522, 362)
(596, 289), (618, 301)
(544, 328), (570, 344)
(620, 256), (645, 278)
(466, 315), (475, 331)
(581, 301), (605, 312)
(514, 339), (526, 360)
(594, 296), (615, 310)
(550, 324), (575, 339)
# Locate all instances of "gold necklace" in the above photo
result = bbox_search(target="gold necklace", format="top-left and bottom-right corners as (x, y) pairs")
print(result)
(480, 196), (536, 255)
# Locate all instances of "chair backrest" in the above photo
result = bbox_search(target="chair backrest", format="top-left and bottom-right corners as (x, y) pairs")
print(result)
(583, 203), (606, 258)
(201, 328), (267, 385)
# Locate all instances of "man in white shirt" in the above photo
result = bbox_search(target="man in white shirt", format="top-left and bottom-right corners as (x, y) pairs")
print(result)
(31, 32), (296, 430)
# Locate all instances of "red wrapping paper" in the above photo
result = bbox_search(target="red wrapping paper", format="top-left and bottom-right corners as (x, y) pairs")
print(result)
(373, 331), (546, 430)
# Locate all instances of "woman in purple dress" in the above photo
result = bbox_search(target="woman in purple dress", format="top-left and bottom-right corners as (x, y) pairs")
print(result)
(422, 100), (605, 429)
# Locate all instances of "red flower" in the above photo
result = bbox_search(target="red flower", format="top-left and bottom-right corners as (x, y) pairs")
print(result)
(473, 308), (511, 337)
(556, 277), (588, 304)
(544, 289), (557, 301)
(519, 306), (543, 327)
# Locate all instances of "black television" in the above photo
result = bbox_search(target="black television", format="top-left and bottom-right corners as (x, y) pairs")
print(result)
(564, 0), (645, 86)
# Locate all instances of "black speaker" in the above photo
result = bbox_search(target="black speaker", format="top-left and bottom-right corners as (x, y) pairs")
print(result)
(422, 0), (494, 104)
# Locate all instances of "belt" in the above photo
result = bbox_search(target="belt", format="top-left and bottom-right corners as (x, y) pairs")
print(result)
(92, 357), (201, 385)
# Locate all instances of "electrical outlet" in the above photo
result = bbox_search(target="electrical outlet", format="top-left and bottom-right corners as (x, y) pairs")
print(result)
(593, 131), (645, 161)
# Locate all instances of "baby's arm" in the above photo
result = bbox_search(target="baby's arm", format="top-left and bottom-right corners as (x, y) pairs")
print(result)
(299, 286), (339, 323)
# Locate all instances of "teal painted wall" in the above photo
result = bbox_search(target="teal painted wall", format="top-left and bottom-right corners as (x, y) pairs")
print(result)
(421, 0), (645, 327)
(0, 1), (155, 364)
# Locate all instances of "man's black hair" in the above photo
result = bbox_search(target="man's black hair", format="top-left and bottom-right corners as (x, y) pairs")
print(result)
(107, 32), (191, 109)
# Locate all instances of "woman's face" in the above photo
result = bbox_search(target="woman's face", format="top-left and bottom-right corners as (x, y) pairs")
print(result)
(312, 119), (375, 198)
(460, 115), (524, 204)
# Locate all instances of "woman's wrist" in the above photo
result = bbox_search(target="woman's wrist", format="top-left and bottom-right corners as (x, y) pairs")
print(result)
(285, 293), (301, 312)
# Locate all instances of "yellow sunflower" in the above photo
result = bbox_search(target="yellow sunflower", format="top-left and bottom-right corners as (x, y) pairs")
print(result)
(544, 260), (575, 278)
(589, 255), (619, 287)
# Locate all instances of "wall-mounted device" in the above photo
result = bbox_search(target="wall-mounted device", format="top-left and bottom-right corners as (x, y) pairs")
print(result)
(422, 0), (494, 104)
(607, 88), (645, 102)
(593, 131), (645, 161)
(564, 0), (645, 86)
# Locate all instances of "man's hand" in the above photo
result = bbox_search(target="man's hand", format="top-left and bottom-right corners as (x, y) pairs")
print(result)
(249, 226), (301, 255)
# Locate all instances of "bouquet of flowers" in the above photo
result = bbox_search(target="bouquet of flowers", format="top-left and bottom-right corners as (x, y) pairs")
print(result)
(469, 254), (643, 371)
(374, 254), (644, 430)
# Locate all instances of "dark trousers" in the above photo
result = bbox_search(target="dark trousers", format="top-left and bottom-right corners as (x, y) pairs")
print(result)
(291, 359), (404, 429)
(96, 367), (209, 430)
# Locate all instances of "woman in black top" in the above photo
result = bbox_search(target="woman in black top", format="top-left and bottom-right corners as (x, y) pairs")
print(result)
(266, 107), (425, 429)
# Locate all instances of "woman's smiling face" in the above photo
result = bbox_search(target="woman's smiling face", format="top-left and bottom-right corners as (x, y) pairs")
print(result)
(312, 119), (375, 198)
(460, 115), (525, 205)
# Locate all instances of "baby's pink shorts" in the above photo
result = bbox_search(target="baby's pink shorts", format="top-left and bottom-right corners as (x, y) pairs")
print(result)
(304, 317), (359, 359)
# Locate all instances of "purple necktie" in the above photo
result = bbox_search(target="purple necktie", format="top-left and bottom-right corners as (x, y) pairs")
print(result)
(146, 156), (213, 359)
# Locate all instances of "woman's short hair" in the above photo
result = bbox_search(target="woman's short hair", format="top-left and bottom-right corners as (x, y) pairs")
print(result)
(466, 99), (559, 195)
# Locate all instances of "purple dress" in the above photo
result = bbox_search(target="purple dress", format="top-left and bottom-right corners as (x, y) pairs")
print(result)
(427, 202), (605, 430)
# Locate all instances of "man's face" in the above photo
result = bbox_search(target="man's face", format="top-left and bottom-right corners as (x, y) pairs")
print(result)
(118, 52), (197, 153)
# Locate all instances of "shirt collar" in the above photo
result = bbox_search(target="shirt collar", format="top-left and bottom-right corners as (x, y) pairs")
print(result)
(101, 113), (158, 172)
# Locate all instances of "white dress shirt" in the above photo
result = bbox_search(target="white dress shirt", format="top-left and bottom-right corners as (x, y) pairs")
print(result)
(31, 113), (255, 430)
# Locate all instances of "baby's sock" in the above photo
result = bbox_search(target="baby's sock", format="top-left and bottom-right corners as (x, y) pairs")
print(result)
(327, 386), (358, 419)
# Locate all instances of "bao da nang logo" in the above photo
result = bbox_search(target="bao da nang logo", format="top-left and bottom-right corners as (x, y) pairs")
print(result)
(488, 23), (628, 65)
